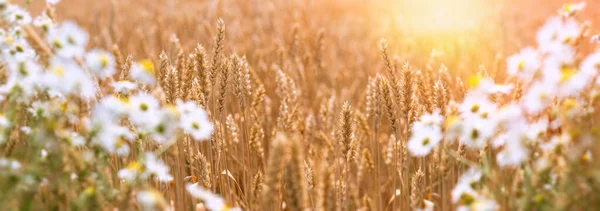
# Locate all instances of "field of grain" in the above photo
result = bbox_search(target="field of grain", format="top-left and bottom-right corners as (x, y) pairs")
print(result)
(1, 0), (600, 210)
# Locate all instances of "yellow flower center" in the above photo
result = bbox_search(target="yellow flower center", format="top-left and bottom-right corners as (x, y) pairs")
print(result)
(140, 59), (155, 74)
(127, 161), (144, 171)
(115, 138), (125, 148)
(534, 194), (545, 203)
(60, 102), (68, 113)
(560, 66), (575, 83)
(139, 103), (149, 111)
(15, 44), (23, 52)
(4, 36), (13, 44)
(562, 36), (573, 44)
(517, 60), (525, 71)
(459, 193), (475, 205)
(562, 98), (576, 110)
(563, 4), (573, 13)
(539, 92), (549, 101)
(84, 187), (95, 196)
(118, 96), (129, 103)
(470, 129), (479, 140)
(18, 62), (27, 76)
(422, 137), (430, 146)
(481, 112), (488, 119)
(53, 40), (63, 49)
(67, 36), (76, 45)
(156, 124), (166, 134)
(467, 75), (482, 88)
(470, 104), (480, 113)
(581, 153), (591, 163)
(52, 66), (65, 76)
(192, 122), (200, 130)
(99, 55), (109, 68)
(444, 115), (459, 129)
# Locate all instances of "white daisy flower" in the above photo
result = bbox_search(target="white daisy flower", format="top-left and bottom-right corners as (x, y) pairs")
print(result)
(33, 13), (53, 32)
(408, 125), (443, 157)
(186, 183), (241, 211)
(7, 26), (23, 39)
(28, 101), (51, 118)
(558, 2), (586, 17)
(493, 103), (523, 129)
(2, 37), (36, 62)
(0, 29), (10, 45)
(507, 47), (540, 81)
(536, 16), (579, 54)
(180, 107), (213, 141)
(452, 168), (482, 204)
(496, 121), (532, 167)
(492, 132), (508, 148)
(521, 81), (556, 114)
(127, 93), (160, 128)
(580, 51), (600, 77)
(558, 70), (591, 98)
(525, 119), (548, 141)
(92, 95), (130, 121)
(129, 60), (156, 85)
(148, 107), (179, 144)
(1, 60), (42, 100)
(93, 123), (134, 156)
(143, 153), (173, 182)
(459, 116), (495, 149)
(496, 139), (528, 167)
(458, 95), (497, 119)
(444, 114), (463, 140)
(561, 98), (587, 118)
(118, 161), (143, 182)
(137, 190), (169, 211)
(43, 57), (97, 99)
(85, 49), (116, 79)
(415, 110), (444, 127)
(466, 76), (512, 97)
(0, 0), (8, 10)
(456, 196), (498, 211)
(540, 133), (571, 153)
(4, 5), (31, 26)
(67, 131), (86, 146)
(46, 21), (89, 58)
(176, 100), (199, 114)
(541, 48), (576, 85)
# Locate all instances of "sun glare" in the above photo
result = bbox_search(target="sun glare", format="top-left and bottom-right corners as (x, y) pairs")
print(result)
(396, 0), (489, 33)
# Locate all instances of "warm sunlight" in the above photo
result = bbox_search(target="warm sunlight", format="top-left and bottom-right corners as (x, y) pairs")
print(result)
(395, 0), (491, 33)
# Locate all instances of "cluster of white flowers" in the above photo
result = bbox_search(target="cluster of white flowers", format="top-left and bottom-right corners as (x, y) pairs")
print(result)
(407, 2), (598, 209)
(452, 168), (498, 211)
(408, 111), (443, 156)
(118, 153), (174, 182)
(88, 93), (214, 156)
(0, 1), (223, 209)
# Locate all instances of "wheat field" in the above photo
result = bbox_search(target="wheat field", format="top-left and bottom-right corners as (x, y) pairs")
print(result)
(1, 0), (600, 210)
